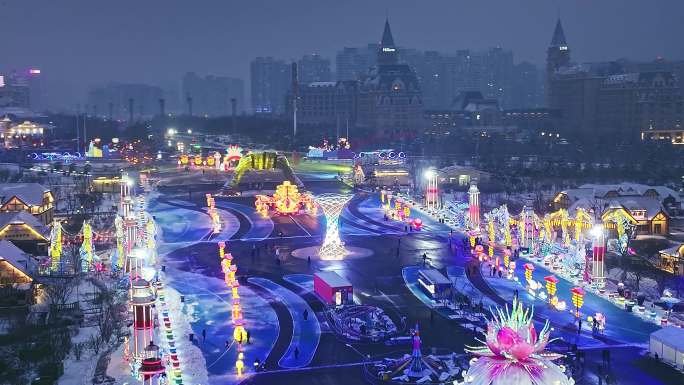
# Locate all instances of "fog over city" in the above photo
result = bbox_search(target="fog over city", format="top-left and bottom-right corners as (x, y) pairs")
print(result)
(1, 0), (683, 109)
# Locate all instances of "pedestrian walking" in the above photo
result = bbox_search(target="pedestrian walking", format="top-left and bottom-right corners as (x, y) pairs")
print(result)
(294, 347), (300, 360)
(307, 255), (311, 265)
(303, 309), (309, 321)
(246, 330), (251, 344)
(202, 328), (206, 343)
(578, 318), (582, 334)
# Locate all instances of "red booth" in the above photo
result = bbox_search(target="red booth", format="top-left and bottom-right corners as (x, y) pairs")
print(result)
(314, 271), (353, 306)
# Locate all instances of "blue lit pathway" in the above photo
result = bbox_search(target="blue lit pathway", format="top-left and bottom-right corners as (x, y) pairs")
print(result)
(248, 277), (321, 368)
(214, 201), (274, 240)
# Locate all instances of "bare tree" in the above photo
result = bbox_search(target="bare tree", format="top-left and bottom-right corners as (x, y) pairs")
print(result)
(45, 278), (76, 306)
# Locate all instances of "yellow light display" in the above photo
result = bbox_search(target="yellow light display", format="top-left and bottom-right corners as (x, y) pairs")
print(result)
(49, 220), (62, 271)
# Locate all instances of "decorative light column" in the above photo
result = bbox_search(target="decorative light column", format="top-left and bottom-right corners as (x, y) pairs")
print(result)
(468, 183), (480, 229)
(49, 219), (63, 272)
(524, 263), (535, 286)
(130, 278), (156, 362)
(80, 220), (94, 272)
(591, 225), (606, 288)
(424, 169), (439, 211)
(571, 287), (585, 318)
(521, 206), (534, 250)
(545, 275), (558, 303)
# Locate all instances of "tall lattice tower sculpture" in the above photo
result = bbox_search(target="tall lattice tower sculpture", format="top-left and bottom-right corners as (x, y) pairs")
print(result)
(315, 194), (353, 260)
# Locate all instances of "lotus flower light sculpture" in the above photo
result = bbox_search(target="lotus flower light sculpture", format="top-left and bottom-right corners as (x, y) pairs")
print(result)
(459, 298), (574, 385)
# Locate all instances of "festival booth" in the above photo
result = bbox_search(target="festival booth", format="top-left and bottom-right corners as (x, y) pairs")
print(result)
(314, 271), (353, 306)
(649, 326), (684, 370)
(417, 269), (452, 300)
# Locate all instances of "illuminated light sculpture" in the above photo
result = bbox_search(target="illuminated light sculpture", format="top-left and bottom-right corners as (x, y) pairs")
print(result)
(236, 351), (245, 377)
(591, 225), (606, 287)
(545, 275), (559, 304)
(601, 205), (636, 256)
(503, 249), (511, 270)
(520, 205), (538, 250)
(412, 218), (423, 230)
(80, 221), (95, 272)
(459, 299), (573, 385)
(468, 230), (477, 249)
(206, 193), (221, 234)
(524, 263), (535, 285)
(475, 244), (485, 262)
(179, 154), (189, 166)
(468, 183), (481, 229)
(223, 145), (244, 170)
(254, 181), (314, 216)
(424, 169), (439, 211)
(49, 219), (63, 272)
(218, 241), (226, 259)
(114, 216), (125, 270)
(316, 193), (354, 260)
(571, 287), (585, 318)
(574, 208), (593, 243)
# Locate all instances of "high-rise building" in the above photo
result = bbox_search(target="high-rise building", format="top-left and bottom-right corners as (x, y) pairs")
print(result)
(298, 54), (332, 84)
(0, 70), (35, 110)
(86, 83), (164, 120)
(182, 72), (244, 117)
(250, 57), (290, 114)
(511, 62), (541, 108)
(336, 46), (375, 81)
(357, 19), (423, 143)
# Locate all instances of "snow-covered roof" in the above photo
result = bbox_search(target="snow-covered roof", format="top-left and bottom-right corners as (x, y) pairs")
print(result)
(307, 82), (336, 88)
(569, 196), (666, 221)
(659, 245), (684, 258)
(0, 211), (49, 236)
(650, 326), (684, 352)
(610, 196), (666, 219)
(0, 239), (33, 279)
(560, 183), (680, 205)
(0, 183), (50, 206)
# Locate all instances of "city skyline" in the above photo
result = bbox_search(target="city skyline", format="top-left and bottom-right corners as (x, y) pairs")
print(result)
(1, 0), (683, 110)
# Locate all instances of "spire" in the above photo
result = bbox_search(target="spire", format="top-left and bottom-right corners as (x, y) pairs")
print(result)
(381, 18), (395, 48)
(378, 18), (398, 65)
(550, 18), (567, 47)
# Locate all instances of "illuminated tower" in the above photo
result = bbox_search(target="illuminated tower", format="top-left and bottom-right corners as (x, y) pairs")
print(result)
(546, 18), (571, 105)
(521, 205), (535, 249)
(121, 173), (138, 272)
(378, 18), (398, 66)
(138, 342), (165, 385)
(591, 225), (606, 287)
(424, 169), (439, 211)
(130, 278), (156, 362)
(468, 183), (480, 229)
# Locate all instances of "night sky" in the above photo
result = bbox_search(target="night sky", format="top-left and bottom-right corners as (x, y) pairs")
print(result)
(1, 0), (682, 110)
